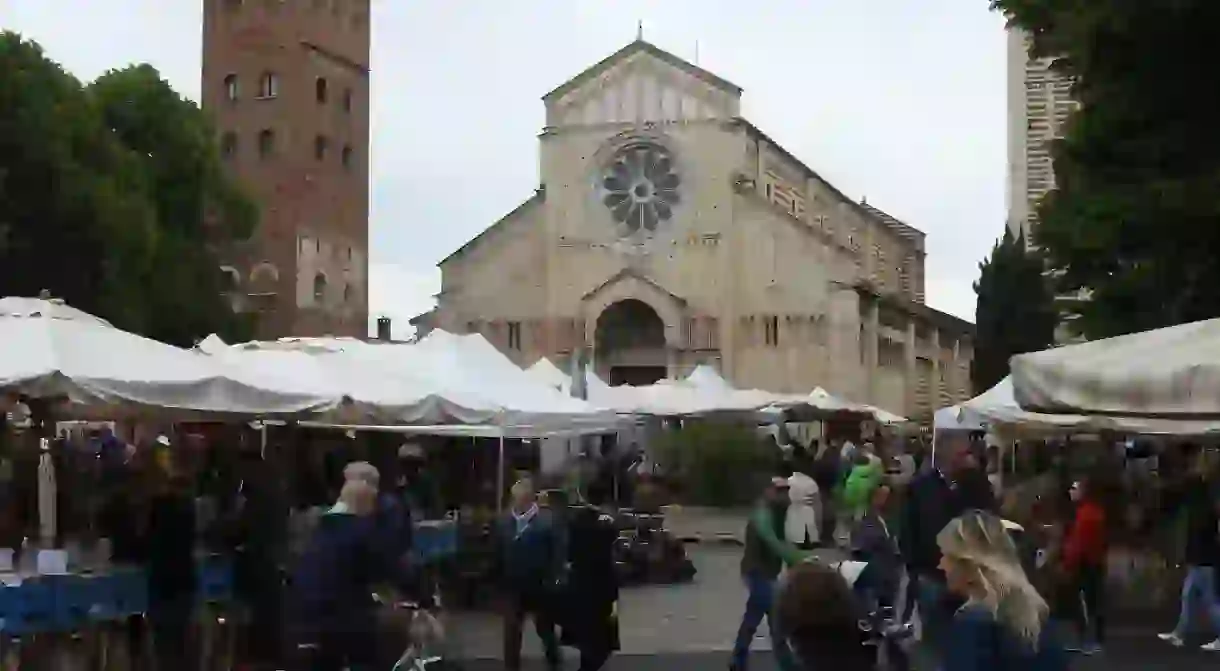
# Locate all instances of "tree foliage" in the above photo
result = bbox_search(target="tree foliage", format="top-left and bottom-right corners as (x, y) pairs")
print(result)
(991, 0), (1220, 339)
(0, 32), (254, 345)
(971, 229), (1056, 394)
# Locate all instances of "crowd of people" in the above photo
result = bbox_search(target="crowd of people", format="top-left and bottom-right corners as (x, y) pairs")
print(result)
(728, 430), (1220, 670)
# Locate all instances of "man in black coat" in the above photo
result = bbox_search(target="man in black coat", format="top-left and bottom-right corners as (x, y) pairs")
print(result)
(900, 430), (996, 659)
(563, 481), (620, 671)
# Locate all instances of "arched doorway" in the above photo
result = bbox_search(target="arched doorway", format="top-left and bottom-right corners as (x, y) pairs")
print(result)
(595, 299), (668, 386)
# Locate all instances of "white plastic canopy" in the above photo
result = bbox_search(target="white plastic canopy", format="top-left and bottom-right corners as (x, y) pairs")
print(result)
(0, 296), (332, 417)
(201, 331), (622, 435)
(1012, 317), (1220, 420)
(1006, 318), (1220, 435)
(934, 376), (1098, 434)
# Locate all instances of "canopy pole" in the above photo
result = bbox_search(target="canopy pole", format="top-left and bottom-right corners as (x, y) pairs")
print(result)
(497, 433), (506, 514)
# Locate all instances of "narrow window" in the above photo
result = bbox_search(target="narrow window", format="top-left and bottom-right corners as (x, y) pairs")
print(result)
(342, 88), (353, 112)
(257, 127), (276, 157)
(220, 132), (238, 158)
(314, 135), (329, 160)
(313, 273), (327, 302)
(507, 321), (522, 351)
(315, 77), (328, 104)
(258, 71), (278, 98)
(765, 316), (779, 347)
(223, 74), (239, 102)
(341, 145), (353, 169)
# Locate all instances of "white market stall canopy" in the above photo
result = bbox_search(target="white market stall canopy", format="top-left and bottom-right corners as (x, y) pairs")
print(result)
(200, 331), (622, 435)
(523, 359), (902, 421)
(525, 359), (778, 416)
(1010, 319), (1220, 434)
(933, 376), (1091, 433)
(0, 296), (333, 417)
(1012, 317), (1220, 423)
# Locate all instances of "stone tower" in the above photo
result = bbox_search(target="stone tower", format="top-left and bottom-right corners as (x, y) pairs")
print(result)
(201, 0), (370, 338)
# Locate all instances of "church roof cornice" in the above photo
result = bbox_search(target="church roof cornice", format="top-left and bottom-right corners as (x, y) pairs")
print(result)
(854, 281), (974, 337)
(731, 118), (927, 242)
(543, 39), (742, 104)
(438, 189), (544, 266)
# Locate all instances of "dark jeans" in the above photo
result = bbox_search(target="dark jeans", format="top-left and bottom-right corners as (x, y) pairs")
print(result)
(503, 587), (561, 671)
(237, 564), (285, 665)
(731, 572), (799, 671)
(1065, 563), (1105, 644)
(149, 595), (194, 671)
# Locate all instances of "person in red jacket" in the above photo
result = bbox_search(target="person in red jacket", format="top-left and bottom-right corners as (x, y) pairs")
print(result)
(1061, 478), (1107, 655)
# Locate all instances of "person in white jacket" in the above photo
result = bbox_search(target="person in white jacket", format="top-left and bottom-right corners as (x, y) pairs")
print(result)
(785, 456), (821, 549)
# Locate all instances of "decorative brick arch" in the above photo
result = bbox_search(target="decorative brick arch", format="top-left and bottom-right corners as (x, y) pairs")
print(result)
(579, 269), (686, 347)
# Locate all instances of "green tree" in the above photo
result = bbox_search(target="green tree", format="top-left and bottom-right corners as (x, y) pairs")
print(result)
(0, 33), (157, 329)
(971, 229), (1056, 394)
(991, 1), (1220, 339)
(0, 33), (255, 345)
(89, 64), (256, 346)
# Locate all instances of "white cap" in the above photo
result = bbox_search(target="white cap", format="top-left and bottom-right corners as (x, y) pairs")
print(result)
(155, 435), (171, 447)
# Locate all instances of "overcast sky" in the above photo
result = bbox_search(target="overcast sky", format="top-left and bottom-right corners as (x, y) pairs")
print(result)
(6, 0), (1008, 339)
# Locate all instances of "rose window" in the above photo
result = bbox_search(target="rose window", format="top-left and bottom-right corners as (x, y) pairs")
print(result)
(599, 143), (681, 234)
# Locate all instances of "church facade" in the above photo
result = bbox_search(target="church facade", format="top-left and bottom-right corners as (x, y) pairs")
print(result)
(414, 40), (973, 418)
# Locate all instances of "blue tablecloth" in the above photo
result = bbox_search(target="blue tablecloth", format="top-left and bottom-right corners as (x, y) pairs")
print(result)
(411, 520), (458, 565)
(0, 520), (458, 635)
(0, 555), (228, 634)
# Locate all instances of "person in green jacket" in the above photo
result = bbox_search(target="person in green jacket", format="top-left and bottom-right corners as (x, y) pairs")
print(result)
(842, 450), (885, 522)
(730, 477), (811, 671)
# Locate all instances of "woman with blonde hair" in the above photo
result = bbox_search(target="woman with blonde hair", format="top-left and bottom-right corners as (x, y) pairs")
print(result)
(936, 511), (1067, 671)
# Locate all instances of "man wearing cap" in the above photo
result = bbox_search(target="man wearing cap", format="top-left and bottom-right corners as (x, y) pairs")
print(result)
(730, 476), (811, 671)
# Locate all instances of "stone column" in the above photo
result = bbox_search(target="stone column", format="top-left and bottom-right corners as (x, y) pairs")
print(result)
(952, 338), (962, 401)
(930, 328), (942, 409)
(865, 299), (880, 404)
(904, 319), (917, 417)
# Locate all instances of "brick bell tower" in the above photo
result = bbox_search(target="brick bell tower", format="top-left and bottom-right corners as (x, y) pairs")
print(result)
(201, 0), (370, 338)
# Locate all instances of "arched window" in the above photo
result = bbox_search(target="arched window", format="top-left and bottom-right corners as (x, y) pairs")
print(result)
(220, 132), (238, 158)
(313, 273), (327, 303)
(314, 135), (329, 160)
(249, 262), (279, 291)
(342, 283), (352, 302)
(341, 145), (352, 169)
(258, 71), (279, 99)
(257, 129), (275, 158)
(223, 74), (239, 102)
(315, 77), (328, 104)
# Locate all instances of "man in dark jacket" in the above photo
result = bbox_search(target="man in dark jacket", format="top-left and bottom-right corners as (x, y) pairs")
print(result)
(291, 479), (384, 671)
(497, 479), (565, 671)
(563, 481), (620, 671)
(731, 477), (810, 671)
(230, 447), (289, 670)
(1158, 448), (1220, 651)
(900, 430), (996, 659)
(146, 466), (198, 671)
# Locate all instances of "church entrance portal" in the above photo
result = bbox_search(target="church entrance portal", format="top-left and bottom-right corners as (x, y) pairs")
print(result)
(594, 299), (668, 386)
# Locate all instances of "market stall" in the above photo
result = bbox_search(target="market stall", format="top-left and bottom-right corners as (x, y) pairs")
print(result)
(1010, 317), (1220, 434)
